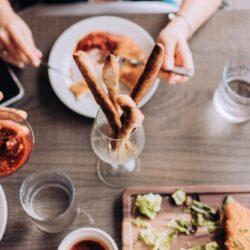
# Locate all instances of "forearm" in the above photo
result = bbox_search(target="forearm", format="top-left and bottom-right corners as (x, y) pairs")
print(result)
(157, 0), (220, 83)
(177, 0), (222, 38)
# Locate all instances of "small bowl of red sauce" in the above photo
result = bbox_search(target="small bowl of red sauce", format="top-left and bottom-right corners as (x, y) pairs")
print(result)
(58, 227), (118, 250)
(0, 110), (34, 178)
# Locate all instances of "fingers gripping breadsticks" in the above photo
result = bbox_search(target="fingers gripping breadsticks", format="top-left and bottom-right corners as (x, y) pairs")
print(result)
(131, 43), (164, 104)
(102, 54), (120, 111)
(73, 51), (122, 133)
(119, 108), (144, 140)
(117, 94), (136, 113)
(117, 95), (144, 140)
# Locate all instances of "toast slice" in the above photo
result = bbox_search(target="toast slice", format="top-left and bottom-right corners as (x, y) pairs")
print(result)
(225, 202), (250, 250)
(69, 80), (89, 100)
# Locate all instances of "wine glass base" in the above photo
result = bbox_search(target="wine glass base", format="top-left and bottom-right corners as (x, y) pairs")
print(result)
(96, 159), (141, 189)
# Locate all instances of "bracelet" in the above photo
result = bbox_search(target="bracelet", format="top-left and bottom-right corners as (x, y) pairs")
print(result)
(168, 12), (193, 34)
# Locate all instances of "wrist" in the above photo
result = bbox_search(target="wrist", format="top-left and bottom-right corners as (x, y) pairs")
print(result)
(167, 17), (190, 40)
(168, 13), (193, 40)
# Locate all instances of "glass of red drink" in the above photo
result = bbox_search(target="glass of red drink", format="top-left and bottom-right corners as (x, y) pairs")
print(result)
(0, 110), (34, 177)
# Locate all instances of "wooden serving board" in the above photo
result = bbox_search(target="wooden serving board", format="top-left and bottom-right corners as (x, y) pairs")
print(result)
(122, 186), (250, 250)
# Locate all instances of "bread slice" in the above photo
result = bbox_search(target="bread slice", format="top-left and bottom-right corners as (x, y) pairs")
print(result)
(69, 80), (89, 100)
(120, 64), (144, 90)
(225, 202), (250, 250)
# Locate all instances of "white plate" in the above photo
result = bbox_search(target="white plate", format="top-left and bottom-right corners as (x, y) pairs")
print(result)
(48, 16), (159, 118)
(0, 185), (7, 241)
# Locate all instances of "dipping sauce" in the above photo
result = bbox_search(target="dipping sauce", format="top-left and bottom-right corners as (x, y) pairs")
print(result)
(73, 31), (145, 93)
(0, 126), (30, 177)
(70, 239), (109, 250)
(75, 32), (119, 55)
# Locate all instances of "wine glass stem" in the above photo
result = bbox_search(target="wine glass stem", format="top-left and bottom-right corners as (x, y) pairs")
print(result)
(111, 160), (137, 172)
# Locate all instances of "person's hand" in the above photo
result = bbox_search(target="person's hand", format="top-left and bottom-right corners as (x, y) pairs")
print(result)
(157, 18), (194, 84)
(0, 91), (27, 119)
(0, 0), (42, 68)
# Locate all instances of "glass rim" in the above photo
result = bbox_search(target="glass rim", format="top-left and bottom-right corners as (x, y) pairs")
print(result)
(222, 54), (250, 103)
(94, 109), (142, 142)
(0, 109), (35, 142)
(19, 168), (76, 223)
(0, 109), (35, 178)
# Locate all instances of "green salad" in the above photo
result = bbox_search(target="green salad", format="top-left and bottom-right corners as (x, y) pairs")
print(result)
(135, 193), (162, 219)
(131, 190), (224, 250)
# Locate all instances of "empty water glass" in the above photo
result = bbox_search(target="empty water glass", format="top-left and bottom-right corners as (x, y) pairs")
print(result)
(213, 54), (250, 123)
(20, 168), (77, 233)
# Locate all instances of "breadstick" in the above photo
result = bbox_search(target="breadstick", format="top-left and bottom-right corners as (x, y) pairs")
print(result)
(130, 43), (164, 104)
(117, 95), (144, 140)
(102, 54), (119, 111)
(73, 51), (122, 134)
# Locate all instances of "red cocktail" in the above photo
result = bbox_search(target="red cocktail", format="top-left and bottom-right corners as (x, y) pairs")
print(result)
(0, 110), (34, 177)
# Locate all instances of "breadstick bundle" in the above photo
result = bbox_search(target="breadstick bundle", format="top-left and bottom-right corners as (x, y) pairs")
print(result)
(73, 43), (164, 151)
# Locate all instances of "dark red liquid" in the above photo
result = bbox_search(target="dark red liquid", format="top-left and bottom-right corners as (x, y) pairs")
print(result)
(0, 126), (30, 177)
(75, 32), (118, 54)
(71, 239), (109, 250)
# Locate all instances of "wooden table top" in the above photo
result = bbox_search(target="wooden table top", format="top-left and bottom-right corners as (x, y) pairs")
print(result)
(1, 9), (250, 250)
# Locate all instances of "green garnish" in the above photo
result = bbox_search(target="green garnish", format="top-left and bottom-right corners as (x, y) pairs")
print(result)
(138, 228), (159, 246)
(166, 219), (190, 235)
(190, 200), (217, 221)
(191, 245), (203, 250)
(131, 217), (150, 229)
(134, 191), (224, 250)
(184, 207), (192, 214)
(205, 242), (220, 250)
(180, 245), (203, 250)
(180, 242), (220, 250)
(154, 231), (176, 250)
(164, 231), (176, 247)
(190, 204), (206, 214)
(172, 189), (186, 205)
(193, 213), (205, 227)
(135, 193), (162, 219)
(205, 221), (220, 233)
(178, 219), (189, 228)
(180, 241), (220, 250)
(138, 228), (176, 250)
(191, 200), (216, 215)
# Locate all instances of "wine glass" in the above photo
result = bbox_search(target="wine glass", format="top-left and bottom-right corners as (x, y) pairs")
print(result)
(91, 110), (145, 188)
(0, 110), (34, 177)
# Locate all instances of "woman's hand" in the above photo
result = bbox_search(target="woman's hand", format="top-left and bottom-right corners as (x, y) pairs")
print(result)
(0, 91), (27, 119)
(0, 0), (42, 68)
(157, 18), (194, 84)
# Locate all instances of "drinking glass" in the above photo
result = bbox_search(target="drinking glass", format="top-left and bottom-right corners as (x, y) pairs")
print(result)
(213, 54), (250, 123)
(20, 168), (77, 233)
(0, 110), (34, 177)
(91, 110), (145, 188)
